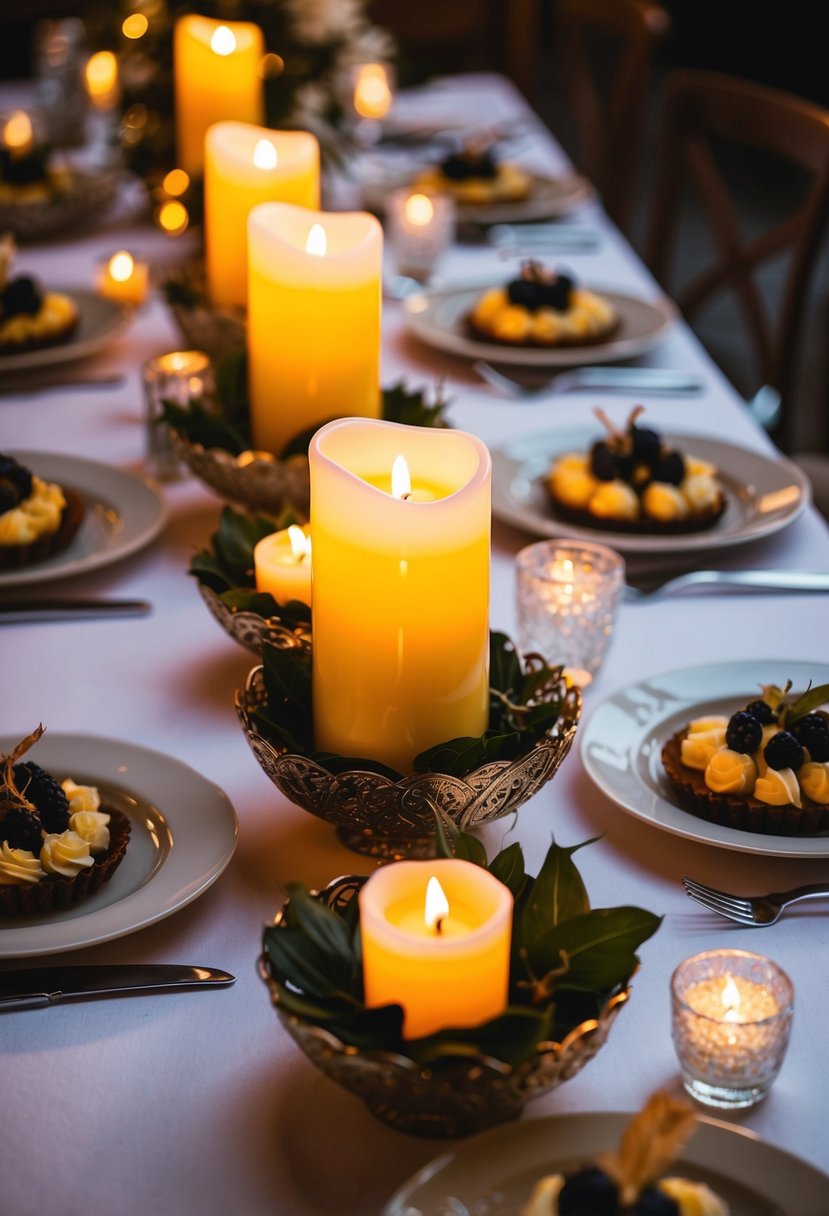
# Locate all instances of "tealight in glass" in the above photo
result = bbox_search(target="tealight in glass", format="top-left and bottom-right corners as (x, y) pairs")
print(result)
(142, 349), (212, 480)
(386, 187), (455, 286)
(515, 539), (624, 682)
(671, 948), (794, 1109)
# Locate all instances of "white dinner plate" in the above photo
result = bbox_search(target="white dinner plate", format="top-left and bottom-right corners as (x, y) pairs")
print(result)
(0, 289), (129, 374)
(579, 660), (829, 859)
(0, 451), (167, 588)
(404, 284), (675, 367)
(0, 733), (238, 958)
(491, 428), (810, 554)
(384, 1110), (829, 1215)
(362, 168), (594, 224)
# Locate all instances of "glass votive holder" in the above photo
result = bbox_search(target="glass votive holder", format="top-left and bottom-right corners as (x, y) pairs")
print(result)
(671, 948), (794, 1110)
(386, 188), (455, 285)
(515, 539), (625, 680)
(142, 350), (212, 481)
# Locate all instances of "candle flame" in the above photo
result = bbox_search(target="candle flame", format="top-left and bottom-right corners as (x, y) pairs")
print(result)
(3, 110), (32, 150)
(211, 25), (237, 55)
(108, 251), (135, 283)
(287, 525), (310, 561)
(85, 51), (118, 99)
(391, 454), (411, 500)
(253, 139), (278, 170)
(424, 876), (449, 932)
(405, 193), (434, 227)
(305, 223), (327, 256)
(722, 975), (741, 1019)
(354, 64), (392, 120)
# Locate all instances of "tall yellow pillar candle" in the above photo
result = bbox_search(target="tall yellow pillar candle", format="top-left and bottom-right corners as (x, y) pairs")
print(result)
(205, 122), (320, 310)
(248, 204), (382, 456)
(174, 15), (264, 177)
(309, 417), (491, 774)
(359, 859), (512, 1039)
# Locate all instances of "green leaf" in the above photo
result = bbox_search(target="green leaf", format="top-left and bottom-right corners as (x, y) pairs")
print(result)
(280, 418), (338, 460)
(413, 729), (522, 776)
(488, 841), (527, 897)
(521, 839), (595, 955)
(432, 802), (460, 858)
(218, 588), (283, 617)
(409, 1004), (556, 1069)
(161, 399), (248, 456)
(381, 380), (449, 430)
(263, 925), (357, 1003)
(214, 347), (250, 436)
(213, 507), (274, 583)
(284, 885), (356, 977)
(490, 631), (523, 697)
(260, 642), (313, 751)
(788, 682), (829, 725)
(453, 831), (488, 867)
(528, 907), (662, 991)
(189, 550), (233, 593)
(272, 981), (346, 1023)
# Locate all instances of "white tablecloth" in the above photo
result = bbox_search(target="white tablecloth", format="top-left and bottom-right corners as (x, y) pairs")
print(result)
(2, 75), (828, 1216)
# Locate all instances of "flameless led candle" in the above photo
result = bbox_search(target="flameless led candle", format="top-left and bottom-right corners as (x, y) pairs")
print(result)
(204, 122), (319, 310)
(174, 15), (264, 176)
(247, 203), (382, 456)
(386, 187), (455, 283)
(309, 417), (491, 774)
(671, 949), (794, 1108)
(96, 250), (149, 307)
(254, 524), (312, 607)
(359, 859), (512, 1038)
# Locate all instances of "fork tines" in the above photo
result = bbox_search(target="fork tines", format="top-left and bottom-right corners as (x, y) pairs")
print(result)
(682, 876), (756, 923)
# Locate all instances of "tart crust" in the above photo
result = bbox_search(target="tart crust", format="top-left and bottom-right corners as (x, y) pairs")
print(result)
(549, 490), (726, 535)
(0, 291), (79, 355)
(662, 729), (829, 836)
(0, 486), (85, 571)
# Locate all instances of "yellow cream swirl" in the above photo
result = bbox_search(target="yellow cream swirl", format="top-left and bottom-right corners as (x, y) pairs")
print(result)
(642, 482), (689, 522)
(681, 727), (726, 770)
(754, 767), (801, 808)
(61, 778), (101, 814)
(69, 809), (110, 853)
(0, 476), (65, 546)
(549, 464), (598, 508)
(659, 1177), (730, 1216)
(0, 841), (46, 885)
(799, 762), (829, 804)
(688, 716), (728, 734)
(40, 830), (94, 877)
(589, 480), (639, 520)
(705, 749), (757, 795)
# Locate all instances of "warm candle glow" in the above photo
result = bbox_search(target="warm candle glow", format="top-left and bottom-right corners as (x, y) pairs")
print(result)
(305, 222), (327, 256)
(287, 524), (311, 561)
(210, 24), (237, 55)
(3, 110), (32, 151)
(353, 63), (393, 120)
(97, 250), (149, 306)
(158, 199), (189, 234)
(109, 251), (134, 283)
(85, 51), (119, 108)
(405, 193), (434, 227)
(722, 976), (742, 1022)
(424, 876), (449, 932)
(162, 168), (190, 197)
(391, 453), (411, 500)
(254, 524), (312, 607)
(122, 13), (149, 39)
(253, 138), (278, 170)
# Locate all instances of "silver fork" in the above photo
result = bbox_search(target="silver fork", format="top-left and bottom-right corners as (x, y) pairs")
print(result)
(683, 876), (829, 925)
(472, 360), (705, 398)
(624, 569), (829, 602)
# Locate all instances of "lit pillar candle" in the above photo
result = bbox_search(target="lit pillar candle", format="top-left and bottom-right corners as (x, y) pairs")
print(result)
(253, 524), (312, 607)
(353, 63), (393, 120)
(84, 50), (120, 111)
(248, 203), (382, 456)
(205, 122), (320, 310)
(309, 417), (491, 774)
(174, 15), (264, 177)
(96, 250), (150, 307)
(359, 859), (512, 1039)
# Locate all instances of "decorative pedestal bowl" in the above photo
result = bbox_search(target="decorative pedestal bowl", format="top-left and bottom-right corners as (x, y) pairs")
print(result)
(164, 257), (246, 360)
(198, 582), (311, 656)
(258, 877), (630, 1137)
(236, 664), (581, 859)
(170, 430), (310, 516)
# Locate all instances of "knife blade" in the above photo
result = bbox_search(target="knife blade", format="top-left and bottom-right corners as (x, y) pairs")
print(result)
(0, 964), (235, 1009)
(0, 599), (152, 624)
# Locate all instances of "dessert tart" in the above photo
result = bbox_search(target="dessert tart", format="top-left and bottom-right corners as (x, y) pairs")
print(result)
(0, 123), (71, 206)
(0, 234), (79, 355)
(0, 453), (85, 571)
(469, 262), (617, 347)
(523, 1091), (729, 1216)
(547, 407), (726, 534)
(414, 141), (532, 204)
(662, 680), (829, 836)
(0, 726), (131, 917)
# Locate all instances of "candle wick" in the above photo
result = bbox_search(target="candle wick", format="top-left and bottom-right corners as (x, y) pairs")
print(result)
(401, 491), (412, 501)
(434, 915), (444, 935)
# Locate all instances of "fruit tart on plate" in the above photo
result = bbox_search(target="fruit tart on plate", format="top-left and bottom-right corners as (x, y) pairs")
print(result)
(415, 139), (532, 205)
(0, 234), (79, 356)
(469, 261), (618, 347)
(0, 452), (85, 571)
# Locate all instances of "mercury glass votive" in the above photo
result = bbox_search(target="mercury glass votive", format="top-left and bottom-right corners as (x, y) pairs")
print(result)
(671, 948), (794, 1109)
(386, 188), (455, 284)
(142, 349), (212, 480)
(515, 540), (624, 679)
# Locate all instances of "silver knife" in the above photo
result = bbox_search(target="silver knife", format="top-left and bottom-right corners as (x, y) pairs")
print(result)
(0, 599), (152, 624)
(0, 964), (235, 1009)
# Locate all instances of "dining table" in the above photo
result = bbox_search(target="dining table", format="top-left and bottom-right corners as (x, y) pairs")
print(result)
(1, 73), (829, 1216)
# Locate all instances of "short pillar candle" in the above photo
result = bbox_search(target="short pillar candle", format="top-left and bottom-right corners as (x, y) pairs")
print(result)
(359, 859), (513, 1039)
(253, 524), (312, 607)
(309, 417), (491, 774)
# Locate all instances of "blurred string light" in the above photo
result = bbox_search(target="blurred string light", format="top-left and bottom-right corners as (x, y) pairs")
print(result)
(260, 53), (284, 79)
(162, 168), (189, 197)
(156, 198), (189, 236)
(122, 13), (149, 39)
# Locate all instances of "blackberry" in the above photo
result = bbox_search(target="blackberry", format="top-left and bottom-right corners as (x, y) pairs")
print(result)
(440, 148), (497, 180)
(791, 714), (829, 762)
(0, 804), (42, 852)
(13, 762), (69, 832)
(559, 1167), (618, 1216)
(764, 731), (805, 771)
(0, 276), (42, 321)
(726, 711), (763, 754)
(0, 454), (33, 508)
(651, 449), (685, 486)
(590, 440), (618, 481)
(507, 270), (573, 313)
(630, 424), (662, 462)
(745, 698), (777, 725)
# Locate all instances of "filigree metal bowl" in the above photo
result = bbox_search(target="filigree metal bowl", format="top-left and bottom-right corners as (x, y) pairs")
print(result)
(198, 581), (311, 655)
(0, 167), (121, 242)
(259, 877), (629, 1138)
(170, 429), (310, 515)
(237, 664), (581, 859)
(164, 257), (246, 360)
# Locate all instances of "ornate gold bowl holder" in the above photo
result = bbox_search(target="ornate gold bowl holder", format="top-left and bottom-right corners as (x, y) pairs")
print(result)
(170, 429), (310, 515)
(164, 257), (246, 360)
(198, 582), (311, 656)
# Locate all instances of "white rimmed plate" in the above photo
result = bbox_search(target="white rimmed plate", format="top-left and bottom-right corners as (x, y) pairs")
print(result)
(0, 733), (238, 958)
(0, 452), (167, 588)
(492, 428), (810, 554)
(403, 284), (675, 367)
(0, 290), (129, 374)
(384, 1110), (829, 1216)
(580, 660), (829, 859)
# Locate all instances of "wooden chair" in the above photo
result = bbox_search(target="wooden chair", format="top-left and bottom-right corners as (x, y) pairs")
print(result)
(645, 70), (829, 453)
(553, 0), (670, 231)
